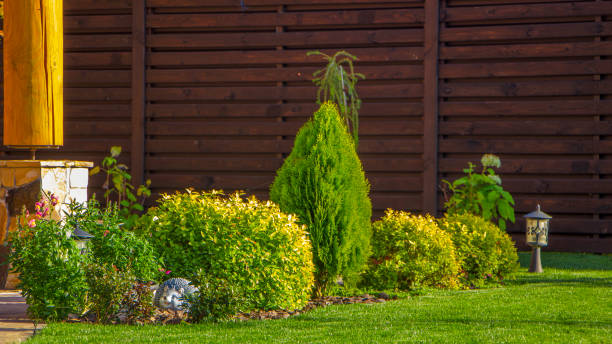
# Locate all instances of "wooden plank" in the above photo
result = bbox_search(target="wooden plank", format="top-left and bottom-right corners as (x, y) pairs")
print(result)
(65, 15), (132, 31)
(440, 22), (612, 42)
(64, 104), (131, 118)
(65, 52), (132, 67)
(370, 194), (422, 211)
(64, 70), (131, 85)
(501, 178), (612, 195)
(441, 42), (612, 60)
(148, 9), (424, 28)
(440, 158), (603, 175)
(439, 80), (612, 98)
(64, 88), (131, 101)
(510, 234), (612, 253)
(147, 174), (423, 192)
(440, 120), (612, 136)
(148, 29), (423, 48)
(443, 2), (612, 22)
(65, 0), (131, 11)
(147, 102), (423, 118)
(147, 65), (423, 84)
(514, 198), (612, 215)
(148, 0), (418, 6)
(64, 34), (132, 50)
(440, 100), (612, 116)
(132, 0), (146, 188)
(440, 61), (612, 79)
(65, 121), (132, 136)
(146, 138), (423, 154)
(422, 0), (439, 215)
(146, 120), (423, 136)
(147, 157), (423, 172)
(146, 84), (423, 101)
(149, 47), (423, 66)
(439, 138), (594, 154)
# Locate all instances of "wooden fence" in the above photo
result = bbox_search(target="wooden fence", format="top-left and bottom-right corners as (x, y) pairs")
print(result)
(1, 0), (611, 252)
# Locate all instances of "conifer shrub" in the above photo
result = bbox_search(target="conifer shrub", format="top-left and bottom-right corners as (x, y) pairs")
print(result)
(140, 190), (314, 311)
(269, 102), (372, 296)
(361, 210), (461, 291)
(438, 213), (519, 288)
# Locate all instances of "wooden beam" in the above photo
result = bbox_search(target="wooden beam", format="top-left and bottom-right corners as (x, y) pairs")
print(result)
(423, 0), (440, 215)
(131, 0), (146, 187)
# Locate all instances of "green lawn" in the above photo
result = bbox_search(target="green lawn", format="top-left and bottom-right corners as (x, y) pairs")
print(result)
(28, 252), (612, 343)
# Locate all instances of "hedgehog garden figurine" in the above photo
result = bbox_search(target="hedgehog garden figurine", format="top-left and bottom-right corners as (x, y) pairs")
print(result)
(153, 278), (199, 311)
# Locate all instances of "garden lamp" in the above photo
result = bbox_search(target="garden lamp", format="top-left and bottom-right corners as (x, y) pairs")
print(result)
(524, 204), (551, 273)
(72, 225), (94, 254)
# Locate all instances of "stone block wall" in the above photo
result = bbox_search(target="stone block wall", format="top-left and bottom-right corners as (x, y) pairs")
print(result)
(0, 160), (92, 289)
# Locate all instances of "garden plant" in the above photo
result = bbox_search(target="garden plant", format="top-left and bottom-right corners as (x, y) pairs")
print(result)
(270, 102), (372, 296)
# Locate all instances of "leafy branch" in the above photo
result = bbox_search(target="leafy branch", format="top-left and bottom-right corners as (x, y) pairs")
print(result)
(308, 50), (365, 146)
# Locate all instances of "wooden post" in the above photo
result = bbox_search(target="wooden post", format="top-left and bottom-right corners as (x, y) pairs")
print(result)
(132, 0), (146, 187)
(3, 0), (63, 148)
(423, 0), (440, 215)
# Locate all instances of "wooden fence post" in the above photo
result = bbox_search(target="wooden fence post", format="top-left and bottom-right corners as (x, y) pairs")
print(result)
(132, 0), (146, 187)
(423, 0), (440, 215)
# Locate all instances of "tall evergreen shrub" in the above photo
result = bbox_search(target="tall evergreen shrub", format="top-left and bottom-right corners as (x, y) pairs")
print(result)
(270, 102), (372, 296)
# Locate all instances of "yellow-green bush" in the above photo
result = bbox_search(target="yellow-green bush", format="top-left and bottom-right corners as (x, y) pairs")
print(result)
(438, 213), (519, 288)
(139, 190), (314, 311)
(361, 210), (460, 290)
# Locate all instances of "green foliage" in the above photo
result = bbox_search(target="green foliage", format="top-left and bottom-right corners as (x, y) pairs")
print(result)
(83, 262), (133, 324)
(442, 154), (515, 230)
(361, 210), (461, 291)
(438, 213), (519, 288)
(64, 199), (162, 282)
(89, 146), (152, 229)
(269, 102), (372, 296)
(308, 50), (365, 145)
(140, 190), (314, 311)
(9, 212), (88, 322)
(183, 270), (245, 323)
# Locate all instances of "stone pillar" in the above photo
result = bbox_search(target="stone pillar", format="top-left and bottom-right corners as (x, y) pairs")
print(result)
(0, 160), (92, 289)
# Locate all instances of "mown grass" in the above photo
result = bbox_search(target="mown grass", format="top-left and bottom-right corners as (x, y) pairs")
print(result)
(28, 252), (612, 343)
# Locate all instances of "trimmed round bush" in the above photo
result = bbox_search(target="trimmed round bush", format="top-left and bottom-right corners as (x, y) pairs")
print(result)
(140, 190), (315, 311)
(361, 210), (460, 291)
(270, 102), (372, 296)
(438, 213), (519, 288)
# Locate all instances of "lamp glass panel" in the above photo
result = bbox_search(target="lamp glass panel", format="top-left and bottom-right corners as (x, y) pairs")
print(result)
(526, 218), (539, 245)
(537, 220), (549, 246)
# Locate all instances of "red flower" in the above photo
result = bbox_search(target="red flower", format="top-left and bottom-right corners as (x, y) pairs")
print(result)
(103, 230), (110, 237)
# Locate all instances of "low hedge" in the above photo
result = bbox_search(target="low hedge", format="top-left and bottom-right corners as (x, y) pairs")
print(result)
(361, 210), (461, 291)
(139, 190), (315, 311)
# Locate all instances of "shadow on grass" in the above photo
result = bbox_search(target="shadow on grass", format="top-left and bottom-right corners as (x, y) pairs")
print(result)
(507, 276), (612, 287)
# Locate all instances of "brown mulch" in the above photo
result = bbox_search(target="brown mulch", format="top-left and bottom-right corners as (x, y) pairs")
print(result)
(71, 292), (399, 325)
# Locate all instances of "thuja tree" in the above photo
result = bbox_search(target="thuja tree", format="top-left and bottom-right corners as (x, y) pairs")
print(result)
(270, 102), (372, 296)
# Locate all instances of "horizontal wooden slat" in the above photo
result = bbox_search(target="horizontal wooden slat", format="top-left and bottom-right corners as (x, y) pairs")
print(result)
(65, 15), (132, 30)
(146, 138), (422, 154)
(510, 234), (612, 253)
(65, 88), (131, 101)
(440, 61), (612, 79)
(147, 84), (423, 101)
(443, 2), (612, 22)
(65, 52), (132, 67)
(65, 70), (131, 85)
(514, 198), (612, 215)
(440, 120), (612, 136)
(148, 0), (419, 6)
(439, 80), (612, 98)
(440, 100), (612, 116)
(439, 139), (594, 154)
(64, 104), (131, 118)
(65, 35), (132, 49)
(147, 157), (423, 172)
(65, 0), (131, 11)
(501, 178), (612, 195)
(147, 102), (423, 118)
(147, 173), (422, 192)
(441, 22), (612, 42)
(440, 158), (612, 175)
(149, 47), (422, 66)
(65, 121), (132, 136)
(146, 120), (423, 136)
(148, 9), (424, 28)
(371, 194), (422, 211)
(441, 42), (612, 60)
(148, 29), (423, 48)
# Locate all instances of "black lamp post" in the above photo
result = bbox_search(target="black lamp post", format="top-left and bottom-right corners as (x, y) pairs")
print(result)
(524, 205), (551, 273)
(72, 225), (94, 254)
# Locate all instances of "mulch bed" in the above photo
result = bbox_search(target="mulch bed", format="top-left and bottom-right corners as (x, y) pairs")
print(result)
(72, 292), (399, 325)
